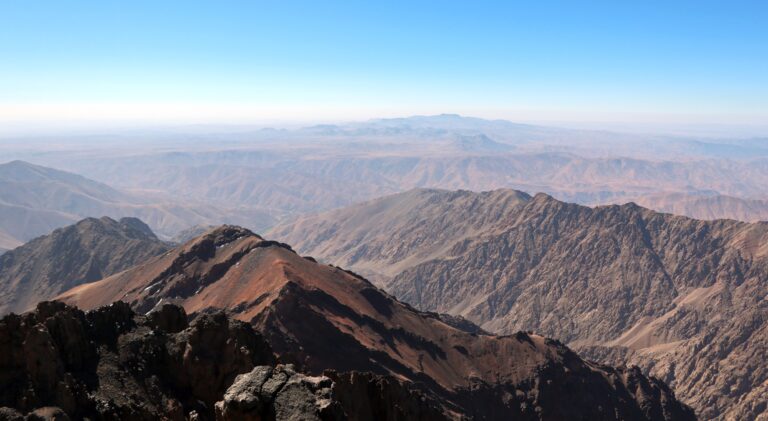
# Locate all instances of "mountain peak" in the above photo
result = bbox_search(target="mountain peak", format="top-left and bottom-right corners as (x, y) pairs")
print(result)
(2, 159), (35, 168)
(531, 192), (557, 202)
(194, 225), (259, 246)
(117, 217), (157, 238)
(71, 216), (160, 241)
(0, 217), (170, 315)
(0, 160), (47, 179)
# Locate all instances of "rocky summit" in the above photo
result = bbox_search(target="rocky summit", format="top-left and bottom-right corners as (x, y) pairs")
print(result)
(0, 217), (171, 316)
(55, 225), (695, 420)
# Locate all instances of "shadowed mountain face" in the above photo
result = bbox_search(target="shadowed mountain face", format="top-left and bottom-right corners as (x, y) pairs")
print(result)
(0, 217), (171, 315)
(57, 226), (694, 420)
(0, 160), (275, 242)
(270, 188), (768, 420)
(0, 300), (452, 420)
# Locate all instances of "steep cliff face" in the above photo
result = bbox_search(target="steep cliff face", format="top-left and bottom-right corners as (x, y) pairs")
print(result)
(270, 188), (768, 419)
(58, 226), (694, 420)
(0, 217), (171, 315)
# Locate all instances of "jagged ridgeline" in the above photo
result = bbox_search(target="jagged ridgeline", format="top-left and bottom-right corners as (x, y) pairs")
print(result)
(27, 225), (695, 420)
(270, 187), (768, 419)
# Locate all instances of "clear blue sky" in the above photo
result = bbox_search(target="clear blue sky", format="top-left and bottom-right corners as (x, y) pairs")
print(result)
(1, 1), (766, 125)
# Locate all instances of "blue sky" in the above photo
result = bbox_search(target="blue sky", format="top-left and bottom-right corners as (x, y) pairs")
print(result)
(1, 1), (766, 125)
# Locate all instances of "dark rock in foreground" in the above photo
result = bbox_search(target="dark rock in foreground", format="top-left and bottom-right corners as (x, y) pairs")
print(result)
(0, 301), (446, 421)
(0, 301), (273, 420)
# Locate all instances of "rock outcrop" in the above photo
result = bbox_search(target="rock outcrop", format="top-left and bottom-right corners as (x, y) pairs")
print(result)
(0, 301), (450, 421)
(325, 371), (448, 421)
(214, 365), (343, 421)
(0, 301), (274, 420)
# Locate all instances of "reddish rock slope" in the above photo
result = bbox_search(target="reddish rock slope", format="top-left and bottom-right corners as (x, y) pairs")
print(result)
(58, 226), (694, 420)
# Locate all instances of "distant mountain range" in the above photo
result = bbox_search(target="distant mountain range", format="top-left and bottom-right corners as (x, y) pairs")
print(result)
(0, 160), (275, 244)
(27, 151), (768, 221)
(52, 225), (693, 420)
(271, 188), (768, 419)
(625, 191), (768, 222)
(7, 115), (768, 231)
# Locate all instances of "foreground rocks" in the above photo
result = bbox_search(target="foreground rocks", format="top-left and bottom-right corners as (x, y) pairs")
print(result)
(1, 298), (697, 420)
(0, 301), (273, 420)
(0, 302), (447, 421)
(215, 365), (342, 420)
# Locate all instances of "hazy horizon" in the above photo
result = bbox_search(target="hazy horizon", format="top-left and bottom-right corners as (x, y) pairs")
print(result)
(2, 113), (768, 140)
(2, 1), (766, 131)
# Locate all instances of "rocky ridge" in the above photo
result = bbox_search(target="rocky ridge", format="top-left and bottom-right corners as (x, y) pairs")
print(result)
(0, 217), (171, 315)
(271, 188), (768, 419)
(57, 226), (695, 420)
(267, 188), (531, 284)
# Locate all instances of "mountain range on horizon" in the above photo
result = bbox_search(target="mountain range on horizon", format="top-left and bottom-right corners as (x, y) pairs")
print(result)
(5, 114), (768, 243)
(0, 160), (275, 246)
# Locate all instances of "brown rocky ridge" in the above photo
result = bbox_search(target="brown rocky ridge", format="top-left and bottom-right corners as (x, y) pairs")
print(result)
(0, 216), (171, 315)
(271, 188), (768, 420)
(56, 226), (695, 420)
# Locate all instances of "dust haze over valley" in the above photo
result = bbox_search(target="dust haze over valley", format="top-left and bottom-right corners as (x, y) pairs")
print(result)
(4, 114), (768, 244)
